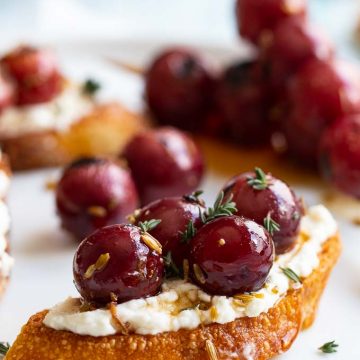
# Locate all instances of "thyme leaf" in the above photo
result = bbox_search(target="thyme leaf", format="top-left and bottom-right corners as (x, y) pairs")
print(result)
(180, 220), (196, 244)
(263, 212), (280, 235)
(138, 219), (161, 233)
(0, 342), (10, 356)
(319, 341), (338, 354)
(280, 267), (302, 284)
(247, 167), (269, 190)
(163, 251), (181, 279)
(82, 78), (101, 95)
(202, 191), (237, 223)
(183, 190), (204, 204)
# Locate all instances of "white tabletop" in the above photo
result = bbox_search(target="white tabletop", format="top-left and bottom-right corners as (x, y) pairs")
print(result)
(0, 0), (359, 53)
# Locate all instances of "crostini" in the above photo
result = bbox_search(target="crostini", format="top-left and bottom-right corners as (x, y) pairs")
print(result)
(0, 46), (147, 170)
(5, 170), (341, 360)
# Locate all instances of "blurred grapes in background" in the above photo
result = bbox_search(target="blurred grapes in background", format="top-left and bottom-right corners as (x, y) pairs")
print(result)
(0, 0), (359, 58)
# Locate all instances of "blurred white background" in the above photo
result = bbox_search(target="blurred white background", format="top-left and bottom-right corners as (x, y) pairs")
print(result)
(0, 0), (359, 56)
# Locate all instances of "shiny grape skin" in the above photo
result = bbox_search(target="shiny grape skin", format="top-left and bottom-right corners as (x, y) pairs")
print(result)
(56, 157), (139, 241)
(261, 18), (333, 88)
(284, 59), (360, 167)
(319, 115), (360, 199)
(222, 171), (303, 254)
(189, 215), (274, 296)
(145, 48), (215, 132)
(235, 0), (307, 44)
(1, 45), (62, 105)
(73, 224), (164, 305)
(215, 60), (271, 146)
(122, 127), (205, 205)
(135, 196), (205, 268)
(0, 67), (15, 112)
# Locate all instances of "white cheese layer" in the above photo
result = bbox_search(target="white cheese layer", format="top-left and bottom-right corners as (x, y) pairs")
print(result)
(44, 205), (337, 337)
(0, 83), (94, 137)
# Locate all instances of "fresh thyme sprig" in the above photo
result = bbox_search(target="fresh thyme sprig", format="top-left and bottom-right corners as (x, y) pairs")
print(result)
(0, 342), (10, 356)
(183, 190), (204, 204)
(83, 78), (101, 95)
(319, 340), (339, 354)
(280, 267), (302, 284)
(201, 191), (237, 223)
(263, 212), (280, 235)
(247, 167), (269, 190)
(138, 219), (161, 233)
(163, 251), (181, 279)
(180, 220), (196, 244)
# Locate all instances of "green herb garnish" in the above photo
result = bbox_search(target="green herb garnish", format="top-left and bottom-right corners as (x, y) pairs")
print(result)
(247, 167), (269, 190)
(163, 251), (181, 278)
(183, 190), (204, 204)
(0, 342), (10, 356)
(280, 267), (302, 284)
(138, 219), (161, 233)
(201, 191), (237, 223)
(319, 341), (339, 354)
(180, 220), (196, 244)
(83, 78), (101, 95)
(263, 212), (280, 235)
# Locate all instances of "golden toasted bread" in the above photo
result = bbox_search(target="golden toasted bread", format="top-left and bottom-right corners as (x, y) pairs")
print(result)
(0, 103), (148, 170)
(5, 233), (341, 360)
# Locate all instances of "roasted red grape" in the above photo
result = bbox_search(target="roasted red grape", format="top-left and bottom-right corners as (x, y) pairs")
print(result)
(215, 60), (271, 146)
(122, 127), (204, 205)
(284, 59), (360, 166)
(0, 67), (15, 112)
(222, 168), (303, 254)
(319, 115), (360, 198)
(133, 192), (205, 271)
(1, 45), (62, 105)
(261, 18), (333, 87)
(56, 157), (139, 240)
(236, 0), (307, 44)
(73, 224), (164, 304)
(189, 215), (274, 295)
(145, 48), (214, 132)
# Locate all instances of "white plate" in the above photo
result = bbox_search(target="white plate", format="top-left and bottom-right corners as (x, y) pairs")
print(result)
(0, 41), (359, 360)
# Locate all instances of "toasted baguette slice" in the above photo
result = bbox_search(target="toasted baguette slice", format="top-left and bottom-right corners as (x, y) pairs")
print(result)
(5, 234), (341, 360)
(0, 103), (148, 170)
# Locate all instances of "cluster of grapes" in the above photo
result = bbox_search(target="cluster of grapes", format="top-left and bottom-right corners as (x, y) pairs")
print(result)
(56, 127), (204, 240)
(73, 168), (302, 305)
(144, 0), (360, 199)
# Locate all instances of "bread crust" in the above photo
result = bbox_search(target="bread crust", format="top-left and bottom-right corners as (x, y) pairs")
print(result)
(0, 102), (148, 170)
(5, 234), (341, 360)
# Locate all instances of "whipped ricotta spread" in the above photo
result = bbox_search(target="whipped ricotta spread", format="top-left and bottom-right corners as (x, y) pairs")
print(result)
(44, 205), (337, 337)
(0, 83), (94, 137)
(0, 198), (12, 278)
